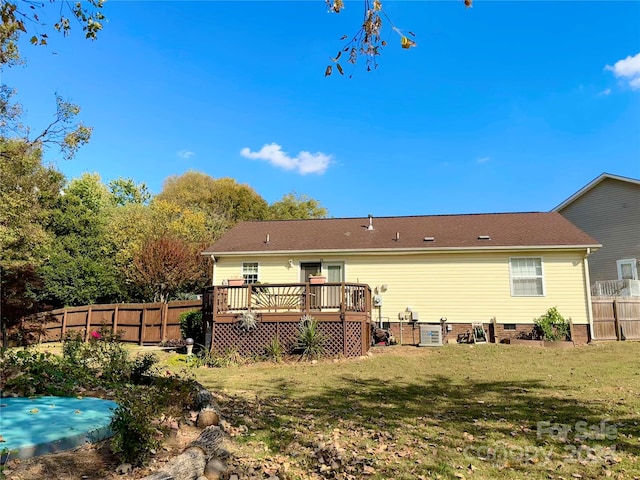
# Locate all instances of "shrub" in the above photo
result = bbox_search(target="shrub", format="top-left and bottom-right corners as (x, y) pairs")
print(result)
(534, 307), (571, 341)
(130, 352), (159, 385)
(296, 315), (325, 360)
(110, 385), (164, 466)
(0, 348), (72, 396)
(179, 309), (203, 342)
(61, 326), (130, 385)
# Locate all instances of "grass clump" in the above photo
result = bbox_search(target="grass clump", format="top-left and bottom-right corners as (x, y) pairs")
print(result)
(263, 336), (284, 363)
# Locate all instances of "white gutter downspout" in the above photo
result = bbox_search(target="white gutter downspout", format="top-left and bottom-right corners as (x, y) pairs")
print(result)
(584, 248), (594, 343)
(210, 255), (216, 286)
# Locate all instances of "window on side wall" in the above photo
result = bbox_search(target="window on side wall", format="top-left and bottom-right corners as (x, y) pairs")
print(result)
(510, 257), (544, 296)
(242, 262), (259, 284)
(617, 259), (638, 281)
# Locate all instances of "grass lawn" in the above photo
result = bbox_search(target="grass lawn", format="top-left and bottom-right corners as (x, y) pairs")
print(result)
(162, 342), (640, 480)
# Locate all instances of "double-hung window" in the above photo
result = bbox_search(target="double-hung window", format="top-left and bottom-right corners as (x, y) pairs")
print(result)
(510, 257), (544, 296)
(242, 262), (259, 284)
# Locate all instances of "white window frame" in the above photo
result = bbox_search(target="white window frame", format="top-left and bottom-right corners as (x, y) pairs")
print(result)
(242, 262), (259, 284)
(509, 257), (545, 297)
(617, 258), (638, 280)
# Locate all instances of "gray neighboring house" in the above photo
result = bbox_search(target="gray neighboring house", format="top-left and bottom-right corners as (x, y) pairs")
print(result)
(553, 173), (640, 296)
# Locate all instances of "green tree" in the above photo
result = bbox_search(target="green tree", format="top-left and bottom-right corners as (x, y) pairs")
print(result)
(38, 173), (124, 307)
(269, 192), (329, 220)
(108, 177), (151, 206)
(106, 199), (216, 301)
(156, 171), (269, 230)
(0, 139), (64, 338)
(0, 139), (63, 269)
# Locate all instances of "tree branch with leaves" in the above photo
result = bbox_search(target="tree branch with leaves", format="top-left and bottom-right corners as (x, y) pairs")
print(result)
(0, 0), (106, 67)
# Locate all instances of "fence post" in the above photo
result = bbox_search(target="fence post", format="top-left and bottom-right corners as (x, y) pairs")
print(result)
(84, 306), (92, 341)
(61, 308), (68, 338)
(113, 305), (119, 336)
(160, 302), (168, 343)
(140, 307), (147, 346)
(614, 299), (622, 341)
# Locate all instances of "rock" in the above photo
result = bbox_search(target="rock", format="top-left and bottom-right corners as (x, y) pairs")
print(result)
(197, 408), (220, 428)
(116, 463), (133, 475)
(204, 458), (227, 479)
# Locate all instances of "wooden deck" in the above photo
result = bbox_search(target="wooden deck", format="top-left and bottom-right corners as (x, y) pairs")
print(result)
(202, 282), (373, 357)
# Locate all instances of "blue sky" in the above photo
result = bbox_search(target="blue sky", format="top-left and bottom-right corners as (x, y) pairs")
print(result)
(3, 1), (640, 218)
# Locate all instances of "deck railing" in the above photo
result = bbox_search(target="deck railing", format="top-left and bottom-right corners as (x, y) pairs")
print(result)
(204, 282), (371, 318)
(591, 279), (640, 298)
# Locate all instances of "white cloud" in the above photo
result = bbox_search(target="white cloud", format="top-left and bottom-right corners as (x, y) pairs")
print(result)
(177, 149), (195, 160)
(605, 53), (640, 90)
(598, 88), (612, 96)
(477, 156), (490, 164)
(240, 143), (332, 175)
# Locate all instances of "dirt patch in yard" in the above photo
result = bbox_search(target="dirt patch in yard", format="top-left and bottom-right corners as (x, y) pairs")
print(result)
(3, 423), (204, 480)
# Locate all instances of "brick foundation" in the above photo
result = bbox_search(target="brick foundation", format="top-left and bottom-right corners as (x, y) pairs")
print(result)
(382, 321), (591, 345)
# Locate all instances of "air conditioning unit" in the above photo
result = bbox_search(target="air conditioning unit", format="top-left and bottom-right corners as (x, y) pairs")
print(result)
(419, 324), (442, 347)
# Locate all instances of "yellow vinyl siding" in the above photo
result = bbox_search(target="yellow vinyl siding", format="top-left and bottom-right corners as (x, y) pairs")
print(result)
(344, 251), (589, 325)
(213, 249), (590, 325)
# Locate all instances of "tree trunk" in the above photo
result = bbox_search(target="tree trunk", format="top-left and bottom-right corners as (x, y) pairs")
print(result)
(141, 426), (225, 480)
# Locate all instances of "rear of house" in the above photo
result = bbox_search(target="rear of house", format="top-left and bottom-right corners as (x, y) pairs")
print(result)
(203, 212), (600, 344)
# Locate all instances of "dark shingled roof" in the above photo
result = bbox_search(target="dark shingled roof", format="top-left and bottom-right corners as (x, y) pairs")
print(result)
(202, 212), (601, 255)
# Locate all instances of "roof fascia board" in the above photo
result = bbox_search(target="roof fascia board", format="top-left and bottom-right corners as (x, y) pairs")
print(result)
(552, 173), (640, 212)
(203, 244), (601, 257)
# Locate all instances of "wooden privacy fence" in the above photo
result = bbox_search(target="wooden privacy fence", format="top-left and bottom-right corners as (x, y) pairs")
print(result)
(20, 300), (201, 345)
(592, 297), (640, 341)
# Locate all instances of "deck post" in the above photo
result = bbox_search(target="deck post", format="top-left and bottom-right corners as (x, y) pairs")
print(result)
(342, 313), (347, 357)
(304, 283), (310, 315)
